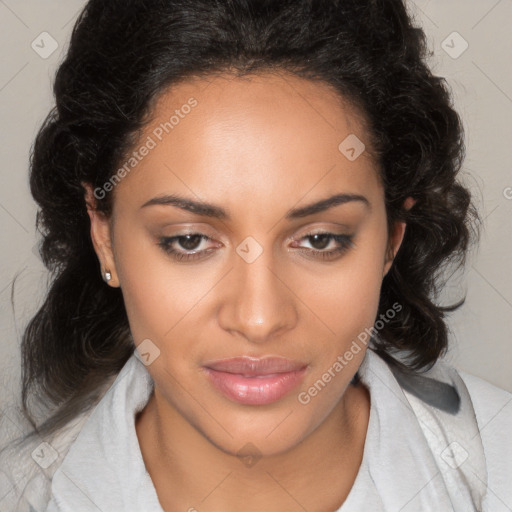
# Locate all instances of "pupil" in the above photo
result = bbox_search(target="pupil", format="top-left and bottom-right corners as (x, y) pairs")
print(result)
(310, 234), (329, 250)
(180, 234), (201, 250)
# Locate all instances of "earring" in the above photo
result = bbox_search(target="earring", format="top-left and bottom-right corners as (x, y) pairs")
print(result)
(103, 269), (112, 283)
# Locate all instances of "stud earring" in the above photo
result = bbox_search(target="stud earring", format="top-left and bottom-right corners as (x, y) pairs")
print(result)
(103, 269), (112, 283)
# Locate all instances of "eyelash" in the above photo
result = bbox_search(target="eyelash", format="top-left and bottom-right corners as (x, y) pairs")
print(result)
(157, 231), (355, 262)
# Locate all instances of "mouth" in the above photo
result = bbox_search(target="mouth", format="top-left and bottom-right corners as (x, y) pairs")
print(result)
(202, 356), (308, 405)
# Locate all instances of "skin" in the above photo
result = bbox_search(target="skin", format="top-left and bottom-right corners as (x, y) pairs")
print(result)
(83, 71), (410, 512)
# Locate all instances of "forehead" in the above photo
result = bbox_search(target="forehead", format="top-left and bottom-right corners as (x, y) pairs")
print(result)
(111, 72), (382, 214)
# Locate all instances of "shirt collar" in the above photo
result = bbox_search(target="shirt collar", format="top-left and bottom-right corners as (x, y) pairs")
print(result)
(48, 346), (477, 512)
(48, 352), (162, 511)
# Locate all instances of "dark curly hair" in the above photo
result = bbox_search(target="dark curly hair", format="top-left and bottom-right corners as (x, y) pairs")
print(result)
(16, 0), (479, 441)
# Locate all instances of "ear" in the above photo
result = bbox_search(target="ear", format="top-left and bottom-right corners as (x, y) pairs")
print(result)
(383, 196), (416, 277)
(82, 182), (120, 287)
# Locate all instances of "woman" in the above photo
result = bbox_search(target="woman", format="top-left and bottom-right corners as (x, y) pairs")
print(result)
(1, 0), (510, 511)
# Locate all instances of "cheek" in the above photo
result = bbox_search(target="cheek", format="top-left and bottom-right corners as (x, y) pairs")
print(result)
(114, 225), (232, 368)
(113, 227), (200, 343)
(302, 235), (388, 346)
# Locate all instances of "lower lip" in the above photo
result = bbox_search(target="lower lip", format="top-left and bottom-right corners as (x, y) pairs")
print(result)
(203, 367), (307, 405)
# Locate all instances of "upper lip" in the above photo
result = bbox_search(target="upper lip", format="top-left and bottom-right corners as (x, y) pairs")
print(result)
(203, 356), (307, 376)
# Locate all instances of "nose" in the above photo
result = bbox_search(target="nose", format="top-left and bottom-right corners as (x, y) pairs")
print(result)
(217, 248), (298, 344)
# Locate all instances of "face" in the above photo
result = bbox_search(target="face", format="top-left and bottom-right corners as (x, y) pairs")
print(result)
(85, 72), (406, 457)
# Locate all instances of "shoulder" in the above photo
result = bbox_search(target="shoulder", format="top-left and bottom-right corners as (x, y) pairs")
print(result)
(0, 406), (93, 512)
(373, 349), (512, 511)
(428, 360), (512, 512)
(456, 369), (512, 511)
(456, 368), (512, 421)
(448, 364), (512, 451)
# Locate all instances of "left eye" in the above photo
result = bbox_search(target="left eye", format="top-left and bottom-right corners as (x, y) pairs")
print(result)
(291, 232), (354, 260)
(157, 231), (355, 262)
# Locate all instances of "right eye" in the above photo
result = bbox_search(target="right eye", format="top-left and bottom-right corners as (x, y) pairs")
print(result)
(157, 233), (219, 262)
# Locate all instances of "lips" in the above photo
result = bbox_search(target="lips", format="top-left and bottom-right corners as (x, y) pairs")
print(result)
(203, 356), (307, 376)
(202, 356), (308, 405)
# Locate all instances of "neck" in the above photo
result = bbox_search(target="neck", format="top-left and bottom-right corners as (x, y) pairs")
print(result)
(136, 381), (370, 512)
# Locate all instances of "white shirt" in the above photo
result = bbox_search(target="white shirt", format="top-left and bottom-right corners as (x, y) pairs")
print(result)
(1, 346), (511, 511)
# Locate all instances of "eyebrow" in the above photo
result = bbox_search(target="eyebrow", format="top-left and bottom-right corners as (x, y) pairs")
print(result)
(140, 192), (370, 219)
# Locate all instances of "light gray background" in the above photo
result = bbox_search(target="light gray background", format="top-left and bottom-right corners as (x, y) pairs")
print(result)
(0, 0), (511, 425)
